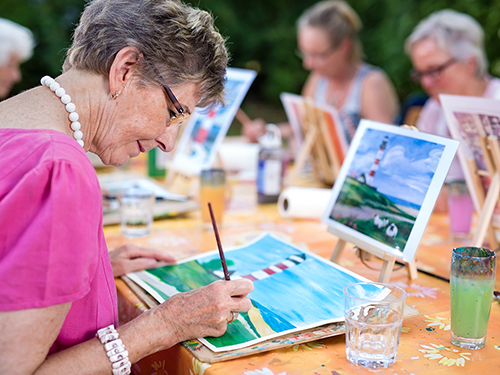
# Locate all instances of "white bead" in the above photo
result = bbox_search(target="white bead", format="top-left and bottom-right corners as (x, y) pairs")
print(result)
(73, 130), (83, 140)
(77, 140), (85, 147)
(70, 121), (81, 131)
(55, 87), (65, 97)
(65, 102), (76, 113)
(61, 94), (71, 104)
(109, 350), (129, 363)
(40, 76), (51, 85)
(49, 81), (60, 91)
(69, 112), (79, 122)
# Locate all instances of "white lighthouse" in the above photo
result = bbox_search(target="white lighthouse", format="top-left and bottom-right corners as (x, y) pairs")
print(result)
(366, 136), (389, 187)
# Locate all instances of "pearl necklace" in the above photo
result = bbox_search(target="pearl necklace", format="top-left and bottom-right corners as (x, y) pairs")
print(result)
(41, 76), (84, 148)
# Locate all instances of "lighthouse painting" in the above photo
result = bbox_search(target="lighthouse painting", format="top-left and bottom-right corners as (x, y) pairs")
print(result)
(323, 120), (459, 262)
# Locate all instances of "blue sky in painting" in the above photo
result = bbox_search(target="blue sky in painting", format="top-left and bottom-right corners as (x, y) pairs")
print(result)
(348, 128), (444, 206)
(198, 235), (364, 330)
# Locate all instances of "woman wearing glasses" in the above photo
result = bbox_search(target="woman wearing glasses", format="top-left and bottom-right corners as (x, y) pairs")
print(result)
(297, 0), (399, 142)
(406, 9), (500, 184)
(242, 0), (399, 144)
(0, 1), (253, 374)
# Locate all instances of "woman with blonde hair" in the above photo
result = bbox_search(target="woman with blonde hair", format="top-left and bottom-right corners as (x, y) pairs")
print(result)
(297, 0), (399, 141)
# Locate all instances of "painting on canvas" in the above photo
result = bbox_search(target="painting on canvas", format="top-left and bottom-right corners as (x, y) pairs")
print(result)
(322, 120), (458, 263)
(440, 94), (500, 224)
(127, 233), (370, 352)
(170, 68), (256, 175)
(280, 92), (305, 148)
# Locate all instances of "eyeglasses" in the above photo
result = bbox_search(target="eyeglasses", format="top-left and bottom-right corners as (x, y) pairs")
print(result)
(147, 57), (191, 127)
(410, 58), (456, 83)
(295, 47), (336, 62)
(162, 85), (190, 127)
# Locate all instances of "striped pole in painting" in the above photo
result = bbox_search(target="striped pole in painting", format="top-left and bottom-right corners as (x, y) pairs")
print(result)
(366, 136), (389, 187)
(212, 254), (306, 281)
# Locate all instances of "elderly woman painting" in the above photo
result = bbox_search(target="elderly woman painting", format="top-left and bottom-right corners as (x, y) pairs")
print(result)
(406, 9), (500, 183)
(0, 1), (253, 374)
(0, 18), (34, 99)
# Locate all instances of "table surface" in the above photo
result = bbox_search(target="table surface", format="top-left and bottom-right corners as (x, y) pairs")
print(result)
(103, 161), (500, 375)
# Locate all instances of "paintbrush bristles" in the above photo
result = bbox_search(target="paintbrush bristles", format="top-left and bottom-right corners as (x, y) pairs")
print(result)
(208, 202), (230, 280)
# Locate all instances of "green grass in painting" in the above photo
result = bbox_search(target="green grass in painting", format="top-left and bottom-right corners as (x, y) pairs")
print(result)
(148, 260), (218, 292)
(336, 177), (416, 221)
(205, 313), (258, 347)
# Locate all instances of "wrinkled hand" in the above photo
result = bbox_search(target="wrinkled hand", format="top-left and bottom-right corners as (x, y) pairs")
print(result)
(109, 244), (176, 277)
(156, 279), (254, 343)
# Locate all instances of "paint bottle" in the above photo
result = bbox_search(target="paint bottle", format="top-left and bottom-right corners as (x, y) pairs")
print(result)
(147, 148), (168, 178)
(257, 124), (284, 204)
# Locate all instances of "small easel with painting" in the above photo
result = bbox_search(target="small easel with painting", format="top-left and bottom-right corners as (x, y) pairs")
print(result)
(321, 120), (459, 283)
(440, 94), (500, 249)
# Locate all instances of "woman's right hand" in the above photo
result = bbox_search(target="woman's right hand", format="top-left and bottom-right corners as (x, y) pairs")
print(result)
(154, 278), (254, 344)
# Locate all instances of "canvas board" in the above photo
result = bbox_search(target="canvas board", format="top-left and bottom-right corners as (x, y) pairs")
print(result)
(322, 120), (459, 263)
(315, 102), (349, 165)
(280, 92), (305, 147)
(440, 94), (500, 218)
(170, 67), (256, 175)
(127, 232), (374, 352)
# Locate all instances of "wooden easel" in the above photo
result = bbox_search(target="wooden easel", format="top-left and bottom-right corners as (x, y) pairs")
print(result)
(288, 98), (342, 185)
(469, 135), (500, 248)
(329, 237), (418, 283)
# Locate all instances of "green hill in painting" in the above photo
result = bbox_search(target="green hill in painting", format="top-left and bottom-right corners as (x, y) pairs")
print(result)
(337, 177), (416, 221)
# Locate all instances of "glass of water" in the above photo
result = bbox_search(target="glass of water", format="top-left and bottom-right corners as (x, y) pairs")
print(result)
(343, 282), (406, 369)
(118, 187), (155, 237)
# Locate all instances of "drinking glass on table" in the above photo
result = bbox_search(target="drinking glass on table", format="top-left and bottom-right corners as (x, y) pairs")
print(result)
(450, 246), (496, 349)
(343, 282), (406, 369)
(200, 168), (227, 230)
(118, 187), (155, 237)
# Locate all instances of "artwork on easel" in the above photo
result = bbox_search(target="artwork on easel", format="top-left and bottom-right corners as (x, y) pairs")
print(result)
(440, 94), (500, 226)
(169, 68), (257, 176)
(280, 92), (305, 148)
(127, 233), (371, 352)
(322, 120), (459, 264)
(282, 93), (348, 184)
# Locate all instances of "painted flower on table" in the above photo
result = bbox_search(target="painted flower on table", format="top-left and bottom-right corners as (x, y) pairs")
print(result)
(292, 342), (325, 351)
(393, 281), (438, 299)
(151, 359), (168, 375)
(495, 345), (500, 350)
(418, 344), (471, 367)
(423, 315), (450, 331)
(189, 358), (211, 375)
(244, 368), (288, 375)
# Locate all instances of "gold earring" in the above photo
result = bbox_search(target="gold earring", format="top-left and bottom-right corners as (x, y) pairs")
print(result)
(111, 91), (119, 100)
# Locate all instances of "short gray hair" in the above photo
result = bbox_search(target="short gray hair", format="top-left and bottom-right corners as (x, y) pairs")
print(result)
(0, 18), (34, 66)
(63, 0), (228, 109)
(297, 0), (363, 63)
(405, 9), (487, 78)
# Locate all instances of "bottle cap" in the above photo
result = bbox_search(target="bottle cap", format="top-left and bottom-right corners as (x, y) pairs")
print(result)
(258, 124), (282, 149)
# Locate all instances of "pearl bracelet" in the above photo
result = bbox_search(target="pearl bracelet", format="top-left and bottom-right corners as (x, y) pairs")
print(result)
(96, 325), (131, 375)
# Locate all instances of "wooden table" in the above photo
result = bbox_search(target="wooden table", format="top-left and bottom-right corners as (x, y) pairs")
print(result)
(103, 170), (500, 375)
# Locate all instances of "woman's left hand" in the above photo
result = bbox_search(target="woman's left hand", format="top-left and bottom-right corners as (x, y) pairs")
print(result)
(109, 244), (176, 277)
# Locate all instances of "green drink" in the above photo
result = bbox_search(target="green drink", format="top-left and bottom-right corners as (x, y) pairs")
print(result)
(450, 247), (496, 350)
(450, 275), (494, 338)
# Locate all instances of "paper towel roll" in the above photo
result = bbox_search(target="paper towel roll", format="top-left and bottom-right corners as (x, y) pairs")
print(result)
(278, 187), (333, 219)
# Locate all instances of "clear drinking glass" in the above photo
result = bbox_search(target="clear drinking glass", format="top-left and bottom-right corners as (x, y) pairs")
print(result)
(343, 282), (406, 369)
(118, 187), (155, 237)
(450, 246), (496, 349)
(200, 169), (226, 230)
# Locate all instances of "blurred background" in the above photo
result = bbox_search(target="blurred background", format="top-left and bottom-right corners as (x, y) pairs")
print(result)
(3, 0), (500, 134)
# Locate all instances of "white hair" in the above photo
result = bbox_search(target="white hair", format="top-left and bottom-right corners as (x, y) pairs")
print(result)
(0, 18), (34, 66)
(405, 9), (487, 78)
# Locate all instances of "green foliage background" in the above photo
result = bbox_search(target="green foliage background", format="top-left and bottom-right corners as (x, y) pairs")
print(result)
(3, 0), (500, 123)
